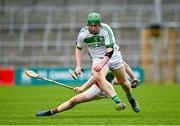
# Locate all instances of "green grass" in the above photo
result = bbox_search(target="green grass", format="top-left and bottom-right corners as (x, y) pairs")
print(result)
(0, 84), (180, 125)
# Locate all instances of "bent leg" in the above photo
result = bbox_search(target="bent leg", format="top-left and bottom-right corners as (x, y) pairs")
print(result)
(111, 66), (132, 96)
(111, 66), (140, 113)
(92, 64), (126, 110)
(92, 64), (117, 98)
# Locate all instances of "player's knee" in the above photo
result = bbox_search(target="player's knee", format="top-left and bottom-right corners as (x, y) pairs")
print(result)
(69, 97), (79, 105)
(93, 74), (102, 82)
(93, 72), (107, 82)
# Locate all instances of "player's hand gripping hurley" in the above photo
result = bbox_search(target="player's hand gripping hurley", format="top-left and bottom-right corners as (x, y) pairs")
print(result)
(25, 70), (74, 90)
(69, 68), (84, 80)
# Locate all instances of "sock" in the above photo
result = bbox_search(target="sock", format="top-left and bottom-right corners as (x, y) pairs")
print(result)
(112, 95), (121, 104)
(51, 108), (59, 115)
(126, 94), (134, 100)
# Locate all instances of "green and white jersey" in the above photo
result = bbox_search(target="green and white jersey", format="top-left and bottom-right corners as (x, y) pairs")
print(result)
(76, 23), (120, 59)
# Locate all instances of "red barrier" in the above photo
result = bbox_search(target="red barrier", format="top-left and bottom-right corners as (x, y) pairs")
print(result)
(0, 68), (15, 86)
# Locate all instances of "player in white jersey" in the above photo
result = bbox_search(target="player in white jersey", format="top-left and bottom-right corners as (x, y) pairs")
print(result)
(75, 12), (140, 113)
(35, 62), (140, 116)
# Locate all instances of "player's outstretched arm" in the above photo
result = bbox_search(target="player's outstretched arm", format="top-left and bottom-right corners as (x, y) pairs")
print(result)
(124, 61), (136, 80)
(124, 61), (140, 88)
(74, 76), (96, 93)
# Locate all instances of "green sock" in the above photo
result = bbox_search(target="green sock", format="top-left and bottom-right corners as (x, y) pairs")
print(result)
(126, 94), (134, 100)
(112, 95), (121, 104)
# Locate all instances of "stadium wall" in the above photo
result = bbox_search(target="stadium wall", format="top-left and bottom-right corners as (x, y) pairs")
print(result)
(0, 67), (144, 86)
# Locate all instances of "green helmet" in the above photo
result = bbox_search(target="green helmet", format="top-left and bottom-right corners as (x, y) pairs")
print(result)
(87, 12), (101, 25)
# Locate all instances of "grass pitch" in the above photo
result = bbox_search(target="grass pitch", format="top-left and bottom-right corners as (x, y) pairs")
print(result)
(0, 84), (180, 125)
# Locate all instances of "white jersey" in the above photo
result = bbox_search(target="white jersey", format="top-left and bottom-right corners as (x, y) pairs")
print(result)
(76, 23), (120, 59)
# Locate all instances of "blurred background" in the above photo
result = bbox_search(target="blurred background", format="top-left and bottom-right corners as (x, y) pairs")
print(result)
(0, 0), (179, 85)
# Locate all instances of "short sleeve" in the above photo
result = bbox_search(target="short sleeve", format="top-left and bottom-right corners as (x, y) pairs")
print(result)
(104, 32), (114, 48)
(102, 24), (115, 48)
